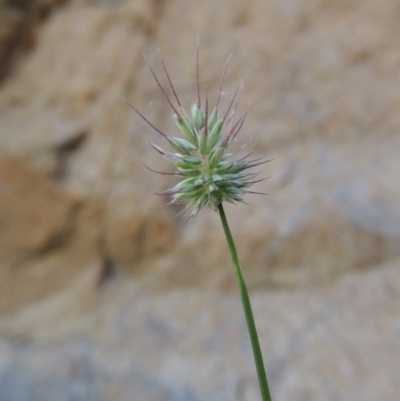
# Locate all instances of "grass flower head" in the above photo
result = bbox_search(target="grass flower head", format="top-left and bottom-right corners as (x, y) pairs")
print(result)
(125, 50), (271, 218)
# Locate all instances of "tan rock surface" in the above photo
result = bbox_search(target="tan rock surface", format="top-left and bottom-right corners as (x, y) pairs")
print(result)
(0, 153), (99, 309)
(1, 258), (400, 400)
(1, 0), (399, 293)
(0, 0), (400, 399)
(0, 0), (67, 82)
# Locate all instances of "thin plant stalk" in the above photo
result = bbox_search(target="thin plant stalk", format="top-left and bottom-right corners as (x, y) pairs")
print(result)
(218, 203), (272, 401)
(126, 51), (273, 398)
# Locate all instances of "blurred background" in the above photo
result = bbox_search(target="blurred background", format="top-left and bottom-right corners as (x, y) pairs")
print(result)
(1, 0), (400, 400)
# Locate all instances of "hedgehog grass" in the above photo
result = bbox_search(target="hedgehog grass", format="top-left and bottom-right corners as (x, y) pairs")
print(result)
(124, 48), (273, 401)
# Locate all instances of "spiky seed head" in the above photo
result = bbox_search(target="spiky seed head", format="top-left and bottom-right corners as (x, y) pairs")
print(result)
(128, 53), (271, 219)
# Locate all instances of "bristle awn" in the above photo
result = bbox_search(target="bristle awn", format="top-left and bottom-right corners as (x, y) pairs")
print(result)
(154, 188), (183, 196)
(226, 114), (243, 139)
(232, 82), (244, 113)
(227, 109), (248, 147)
(245, 155), (269, 164)
(144, 55), (181, 117)
(222, 114), (245, 148)
(245, 158), (274, 169)
(245, 176), (272, 185)
(231, 108), (248, 140)
(145, 201), (176, 211)
(143, 164), (181, 176)
(231, 142), (259, 158)
(120, 95), (168, 139)
(196, 41), (201, 106)
(235, 148), (257, 162)
(216, 54), (233, 111)
(174, 212), (193, 238)
(205, 91), (209, 138)
(235, 144), (259, 162)
(148, 142), (177, 162)
(224, 81), (244, 128)
(222, 85), (240, 123)
(244, 190), (275, 196)
(239, 171), (261, 179)
(174, 204), (192, 218)
(148, 142), (170, 156)
(159, 51), (183, 109)
(227, 141), (249, 157)
(242, 170), (267, 179)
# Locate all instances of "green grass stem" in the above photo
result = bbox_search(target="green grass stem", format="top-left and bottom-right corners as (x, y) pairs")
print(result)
(218, 203), (272, 401)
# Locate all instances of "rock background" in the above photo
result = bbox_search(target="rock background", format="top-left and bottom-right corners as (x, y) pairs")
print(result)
(0, 0), (400, 400)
